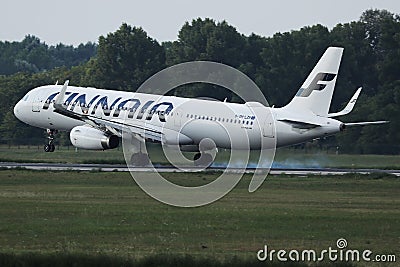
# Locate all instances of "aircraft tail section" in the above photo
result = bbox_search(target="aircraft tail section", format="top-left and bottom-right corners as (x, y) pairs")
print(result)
(284, 47), (344, 117)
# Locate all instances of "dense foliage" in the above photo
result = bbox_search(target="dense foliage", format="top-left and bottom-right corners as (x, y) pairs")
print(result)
(0, 35), (96, 74)
(0, 10), (398, 154)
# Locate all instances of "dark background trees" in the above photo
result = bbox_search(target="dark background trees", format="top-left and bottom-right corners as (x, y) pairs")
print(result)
(83, 23), (165, 91)
(0, 35), (96, 75)
(0, 9), (398, 154)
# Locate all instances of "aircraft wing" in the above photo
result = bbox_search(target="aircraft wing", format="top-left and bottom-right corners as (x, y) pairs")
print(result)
(87, 116), (163, 142)
(53, 80), (163, 141)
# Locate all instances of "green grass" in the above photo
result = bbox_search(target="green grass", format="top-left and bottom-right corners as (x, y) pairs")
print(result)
(0, 253), (314, 267)
(0, 145), (127, 164)
(0, 169), (398, 266)
(0, 145), (399, 169)
(273, 150), (400, 169)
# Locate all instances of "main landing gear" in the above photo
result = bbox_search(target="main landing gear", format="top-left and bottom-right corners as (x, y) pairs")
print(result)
(125, 135), (151, 167)
(44, 129), (57, 152)
(193, 138), (216, 168)
(130, 152), (150, 167)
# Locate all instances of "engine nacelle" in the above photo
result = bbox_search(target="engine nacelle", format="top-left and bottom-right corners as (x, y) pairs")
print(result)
(70, 125), (119, 150)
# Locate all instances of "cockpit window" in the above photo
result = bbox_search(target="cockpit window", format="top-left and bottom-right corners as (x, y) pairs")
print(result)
(23, 94), (29, 101)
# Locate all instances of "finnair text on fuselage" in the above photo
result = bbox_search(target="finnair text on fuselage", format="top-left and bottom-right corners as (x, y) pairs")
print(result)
(43, 89), (174, 122)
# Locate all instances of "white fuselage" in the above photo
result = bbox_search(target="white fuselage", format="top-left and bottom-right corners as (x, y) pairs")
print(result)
(14, 84), (343, 150)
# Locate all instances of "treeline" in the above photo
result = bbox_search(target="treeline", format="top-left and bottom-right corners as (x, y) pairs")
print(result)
(0, 35), (96, 74)
(0, 9), (399, 154)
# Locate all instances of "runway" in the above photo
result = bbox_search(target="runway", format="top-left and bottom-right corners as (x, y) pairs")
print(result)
(0, 162), (399, 176)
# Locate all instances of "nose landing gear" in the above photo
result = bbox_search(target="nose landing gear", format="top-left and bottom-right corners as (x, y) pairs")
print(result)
(44, 129), (57, 152)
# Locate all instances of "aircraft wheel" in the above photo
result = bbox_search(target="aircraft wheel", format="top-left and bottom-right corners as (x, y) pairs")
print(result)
(49, 144), (55, 152)
(44, 144), (51, 152)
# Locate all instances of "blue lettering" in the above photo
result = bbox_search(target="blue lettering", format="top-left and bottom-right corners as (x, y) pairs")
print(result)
(91, 96), (108, 115)
(113, 98), (141, 118)
(109, 97), (122, 111)
(43, 93), (58, 109)
(44, 92), (174, 123)
(136, 100), (154, 120)
(90, 96), (122, 116)
(64, 93), (79, 106)
(146, 102), (173, 122)
(69, 94), (86, 113)
(87, 95), (100, 110)
(43, 92), (77, 110)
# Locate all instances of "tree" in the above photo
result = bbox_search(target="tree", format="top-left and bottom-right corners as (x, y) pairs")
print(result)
(84, 23), (165, 91)
(166, 18), (246, 66)
(0, 36), (96, 75)
(164, 18), (247, 100)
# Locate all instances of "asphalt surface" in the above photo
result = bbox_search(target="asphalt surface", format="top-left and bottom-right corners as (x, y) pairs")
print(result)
(0, 162), (399, 176)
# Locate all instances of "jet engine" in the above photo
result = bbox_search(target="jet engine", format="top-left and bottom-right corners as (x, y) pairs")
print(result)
(69, 125), (119, 150)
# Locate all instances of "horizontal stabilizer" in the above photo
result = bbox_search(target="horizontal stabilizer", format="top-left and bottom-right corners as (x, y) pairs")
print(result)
(327, 87), (362, 117)
(345, 121), (389, 126)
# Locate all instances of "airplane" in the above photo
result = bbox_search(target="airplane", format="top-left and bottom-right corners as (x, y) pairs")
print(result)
(13, 47), (387, 166)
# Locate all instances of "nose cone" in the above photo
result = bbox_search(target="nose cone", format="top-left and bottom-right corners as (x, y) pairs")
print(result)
(13, 100), (24, 122)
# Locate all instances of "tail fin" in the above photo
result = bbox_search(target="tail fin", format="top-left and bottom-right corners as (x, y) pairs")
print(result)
(284, 47), (344, 117)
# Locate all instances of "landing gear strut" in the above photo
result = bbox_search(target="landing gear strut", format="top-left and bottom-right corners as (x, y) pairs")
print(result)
(44, 129), (57, 152)
(125, 135), (151, 166)
(130, 152), (150, 167)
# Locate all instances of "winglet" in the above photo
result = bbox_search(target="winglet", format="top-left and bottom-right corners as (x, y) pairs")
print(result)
(327, 87), (362, 117)
(53, 80), (89, 121)
(54, 80), (69, 109)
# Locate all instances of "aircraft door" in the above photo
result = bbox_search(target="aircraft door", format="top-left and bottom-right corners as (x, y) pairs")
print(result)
(32, 96), (41, 112)
(174, 109), (183, 127)
(249, 104), (275, 138)
(262, 111), (274, 138)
